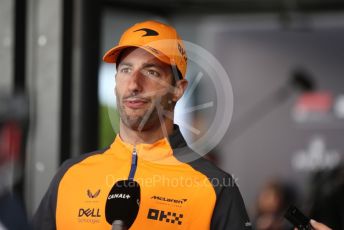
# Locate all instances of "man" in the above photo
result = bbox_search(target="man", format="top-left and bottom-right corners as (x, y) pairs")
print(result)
(33, 20), (252, 229)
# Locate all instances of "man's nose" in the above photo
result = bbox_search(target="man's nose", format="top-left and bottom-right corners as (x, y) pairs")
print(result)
(127, 70), (143, 93)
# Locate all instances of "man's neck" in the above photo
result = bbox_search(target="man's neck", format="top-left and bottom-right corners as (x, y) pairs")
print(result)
(119, 120), (174, 145)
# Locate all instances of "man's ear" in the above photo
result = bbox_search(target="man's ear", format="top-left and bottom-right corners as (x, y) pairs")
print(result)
(172, 79), (188, 102)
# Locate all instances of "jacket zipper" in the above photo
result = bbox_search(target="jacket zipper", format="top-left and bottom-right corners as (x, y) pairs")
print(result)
(128, 145), (138, 180)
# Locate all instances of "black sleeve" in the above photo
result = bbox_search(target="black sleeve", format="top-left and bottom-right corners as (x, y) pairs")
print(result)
(31, 169), (60, 230)
(210, 183), (252, 230)
(32, 158), (75, 230)
(31, 149), (106, 230)
(32, 158), (77, 230)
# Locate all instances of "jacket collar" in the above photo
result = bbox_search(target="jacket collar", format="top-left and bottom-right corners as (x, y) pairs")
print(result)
(108, 125), (187, 161)
(168, 124), (187, 149)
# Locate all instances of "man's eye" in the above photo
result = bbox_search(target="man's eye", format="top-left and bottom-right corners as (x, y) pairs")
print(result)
(119, 67), (131, 73)
(145, 69), (160, 77)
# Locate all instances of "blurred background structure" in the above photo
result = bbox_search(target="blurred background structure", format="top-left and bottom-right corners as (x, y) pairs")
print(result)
(1, 0), (344, 229)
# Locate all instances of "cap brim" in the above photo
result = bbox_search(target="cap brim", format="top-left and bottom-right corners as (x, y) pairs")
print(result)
(103, 45), (132, 63)
(103, 45), (170, 66)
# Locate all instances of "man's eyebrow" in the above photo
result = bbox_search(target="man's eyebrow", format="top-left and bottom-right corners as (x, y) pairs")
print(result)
(117, 61), (169, 72)
(142, 63), (166, 70)
(117, 62), (133, 67)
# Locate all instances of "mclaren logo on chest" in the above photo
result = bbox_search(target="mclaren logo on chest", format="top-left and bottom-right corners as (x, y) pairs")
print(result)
(108, 193), (131, 199)
(151, 195), (187, 204)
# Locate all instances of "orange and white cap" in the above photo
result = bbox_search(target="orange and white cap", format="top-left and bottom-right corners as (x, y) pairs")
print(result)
(103, 20), (188, 79)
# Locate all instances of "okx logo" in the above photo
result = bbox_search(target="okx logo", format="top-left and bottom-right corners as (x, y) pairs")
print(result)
(147, 208), (183, 225)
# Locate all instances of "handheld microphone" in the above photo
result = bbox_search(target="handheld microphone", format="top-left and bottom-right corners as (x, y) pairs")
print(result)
(105, 180), (140, 230)
(284, 205), (313, 230)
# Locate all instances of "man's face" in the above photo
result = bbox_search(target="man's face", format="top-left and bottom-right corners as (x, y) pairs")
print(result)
(115, 47), (180, 131)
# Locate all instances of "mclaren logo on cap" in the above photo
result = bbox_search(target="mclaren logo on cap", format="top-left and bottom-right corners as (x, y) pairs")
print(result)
(134, 28), (159, 37)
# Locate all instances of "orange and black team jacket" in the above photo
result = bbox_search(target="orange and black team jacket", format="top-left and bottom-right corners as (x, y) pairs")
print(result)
(33, 126), (252, 230)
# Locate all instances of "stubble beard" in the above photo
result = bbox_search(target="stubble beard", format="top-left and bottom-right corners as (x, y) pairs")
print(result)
(115, 89), (173, 132)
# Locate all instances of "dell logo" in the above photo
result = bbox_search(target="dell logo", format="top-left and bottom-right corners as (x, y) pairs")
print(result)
(78, 208), (101, 217)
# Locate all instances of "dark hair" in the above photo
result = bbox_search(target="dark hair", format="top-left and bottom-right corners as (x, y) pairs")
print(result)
(170, 65), (183, 86)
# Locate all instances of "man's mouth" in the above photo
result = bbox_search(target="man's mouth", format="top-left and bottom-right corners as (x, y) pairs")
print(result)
(123, 98), (149, 109)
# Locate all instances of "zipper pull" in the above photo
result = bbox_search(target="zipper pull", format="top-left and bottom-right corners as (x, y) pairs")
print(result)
(132, 145), (138, 167)
(128, 145), (138, 180)
(133, 145), (137, 156)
